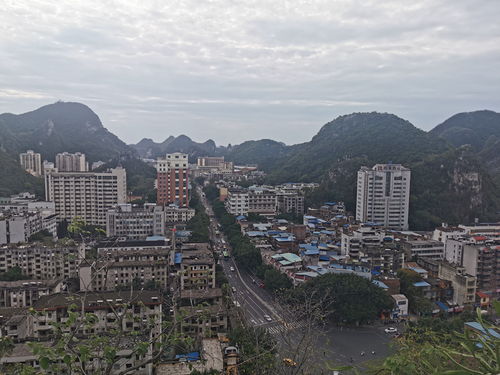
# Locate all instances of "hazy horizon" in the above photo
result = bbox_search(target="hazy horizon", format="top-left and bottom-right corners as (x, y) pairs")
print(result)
(1, 0), (500, 145)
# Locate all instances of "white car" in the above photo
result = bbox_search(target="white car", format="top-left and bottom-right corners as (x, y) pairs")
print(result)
(264, 314), (272, 322)
(232, 287), (236, 293)
(384, 327), (398, 334)
(230, 266), (235, 272)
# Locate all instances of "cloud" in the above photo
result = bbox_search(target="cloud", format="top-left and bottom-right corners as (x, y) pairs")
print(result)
(0, 0), (499, 145)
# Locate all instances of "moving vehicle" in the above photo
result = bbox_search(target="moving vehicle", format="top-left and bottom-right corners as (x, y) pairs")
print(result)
(384, 327), (397, 334)
(231, 286), (236, 293)
(264, 314), (272, 322)
(233, 300), (241, 307)
(230, 266), (235, 272)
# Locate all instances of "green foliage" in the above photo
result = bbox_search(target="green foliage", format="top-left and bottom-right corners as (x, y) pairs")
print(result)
(397, 269), (432, 315)
(0, 266), (30, 281)
(187, 190), (210, 243)
(203, 184), (219, 201)
(67, 216), (106, 240)
(246, 212), (267, 223)
(378, 306), (500, 374)
(28, 229), (53, 243)
(263, 268), (292, 293)
(206, 188), (262, 272)
(0, 149), (44, 197)
(228, 326), (277, 375)
(288, 273), (393, 325)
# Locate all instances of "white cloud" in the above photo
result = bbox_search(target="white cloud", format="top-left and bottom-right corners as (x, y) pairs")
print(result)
(0, 0), (499, 145)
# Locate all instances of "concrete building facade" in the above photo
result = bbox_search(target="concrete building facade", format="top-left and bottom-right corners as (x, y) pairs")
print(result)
(44, 167), (127, 226)
(19, 150), (42, 177)
(356, 164), (411, 230)
(156, 153), (189, 207)
(55, 152), (88, 172)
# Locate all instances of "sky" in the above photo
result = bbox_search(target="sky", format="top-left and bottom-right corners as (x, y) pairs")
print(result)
(1, 0), (500, 146)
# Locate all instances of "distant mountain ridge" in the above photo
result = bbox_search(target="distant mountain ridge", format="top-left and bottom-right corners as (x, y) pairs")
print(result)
(131, 135), (219, 161)
(0, 102), (498, 229)
(0, 101), (134, 162)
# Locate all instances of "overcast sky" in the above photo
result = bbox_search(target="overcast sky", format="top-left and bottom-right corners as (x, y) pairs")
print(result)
(1, 0), (499, 145)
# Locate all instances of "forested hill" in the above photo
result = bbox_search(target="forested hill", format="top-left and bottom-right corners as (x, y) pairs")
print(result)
(0, 102), (498, 229)
(0, 102), (137, 196)
(256, 112), (499, 229)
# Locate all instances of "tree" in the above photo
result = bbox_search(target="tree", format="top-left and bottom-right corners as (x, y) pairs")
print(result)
(263, 268), (292, 293)
(397, 269), (432, 315)
(376, 305), (500, 374)
(287, 273), (393, 325)
(0, 266), (29, 281)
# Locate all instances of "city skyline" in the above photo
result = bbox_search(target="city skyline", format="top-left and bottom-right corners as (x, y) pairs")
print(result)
(1, 0), (500, 145)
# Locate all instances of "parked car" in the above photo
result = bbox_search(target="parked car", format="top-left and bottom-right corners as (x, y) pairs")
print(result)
(230, 266), (235, 272)
(232, 286), (236, 293)
(264, 314), (272, 322)
(384, 327), (398, 334)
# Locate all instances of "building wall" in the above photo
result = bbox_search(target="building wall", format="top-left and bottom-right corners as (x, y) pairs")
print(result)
(19, 150), (42, 176)
(356, 164), (411, 230)
(156, 153), (189, 207)
(45, 167), (127, 226)
(0, 246), (80, 280)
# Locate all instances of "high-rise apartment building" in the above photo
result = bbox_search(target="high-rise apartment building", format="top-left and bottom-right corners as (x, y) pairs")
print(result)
(19, 150), (42, 177)
(45, 167), (127, 226)
(55, 152), (88, 172)
(156, 153), (189, 207)
(356, 164), (411, 230)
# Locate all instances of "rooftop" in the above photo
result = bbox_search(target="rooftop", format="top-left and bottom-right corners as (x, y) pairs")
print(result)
(33, 290), (162, 310)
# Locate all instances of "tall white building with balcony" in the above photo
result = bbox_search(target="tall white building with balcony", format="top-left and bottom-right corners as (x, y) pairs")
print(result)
(19, 150), (42, 177)
(55, 152), (88, 172)
(45, 167), (127, 226)
(356, 164), (411, 230)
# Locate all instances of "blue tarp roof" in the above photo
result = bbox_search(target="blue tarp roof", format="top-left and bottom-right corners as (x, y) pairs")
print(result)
(299, 244), (318, 251)
(465, 322), (500, 339)
(409, 267), (428, 274)
(236, 215), (247, 220)
(324, 202), (337, 206)
(246, 231), (267, 237)
(146, 236), (165, 241)
(320, 230), (334, 235)
(372, 280), (389, 289)
(174, 253), (182, 264)
(319, 255), (330, 261)
(175, 352), (200, 362)
(414, 281), (431, 287)
(436, 301), (449, 312)
(303, 249), (320, 256)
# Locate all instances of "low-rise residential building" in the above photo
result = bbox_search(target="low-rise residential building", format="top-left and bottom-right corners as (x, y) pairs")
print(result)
(79, 248), (170, 291)
(276, 189), (304, 216)
(106, 203), (165, 239)
(0, 211), (57, 245)
(180, 243), (216, 291)
(438, 262), (476, 306)
(31, 291), (163, 338)
(225, 189), (249, 216)
(402, 240), (444, 260)
(0, 279), (63, 308)
(462, 242), (499, 295)
(391, 294), (409, 317)
(0, 244), (81, 280)
(432, 224), (466, 244)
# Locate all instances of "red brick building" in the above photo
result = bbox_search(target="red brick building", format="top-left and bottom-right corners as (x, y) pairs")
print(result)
(156, 153), (189, 207)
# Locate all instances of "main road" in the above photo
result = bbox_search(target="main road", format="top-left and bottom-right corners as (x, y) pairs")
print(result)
(197, 187), (396, 370)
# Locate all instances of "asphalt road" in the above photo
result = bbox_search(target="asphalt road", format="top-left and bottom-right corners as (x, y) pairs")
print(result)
(198, 188), (397, 372)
